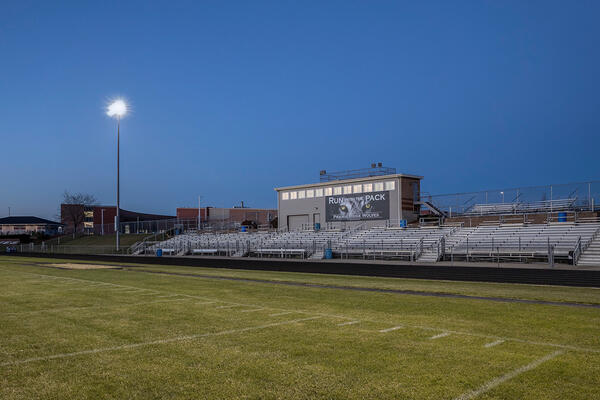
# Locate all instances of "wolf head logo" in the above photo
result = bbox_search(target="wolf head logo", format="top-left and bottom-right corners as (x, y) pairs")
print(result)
(337, 197), (374, 219)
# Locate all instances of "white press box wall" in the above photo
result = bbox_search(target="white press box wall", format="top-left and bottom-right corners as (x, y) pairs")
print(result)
(275, 174), (422, 231)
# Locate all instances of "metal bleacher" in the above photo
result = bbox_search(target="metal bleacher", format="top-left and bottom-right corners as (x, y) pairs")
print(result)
(252, 230), (345, 259)
(145, 219), (600, 266)
(445, 222), (600, 264)
(334, 226), (457, 261)
(465, 198), (577, 216)
(147, 231), (275, 257)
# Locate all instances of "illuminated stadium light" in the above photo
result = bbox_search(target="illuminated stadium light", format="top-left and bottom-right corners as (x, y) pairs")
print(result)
(106, 99), (128, 118)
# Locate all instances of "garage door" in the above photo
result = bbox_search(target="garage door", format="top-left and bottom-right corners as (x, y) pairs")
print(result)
(287, 214), (309, 231)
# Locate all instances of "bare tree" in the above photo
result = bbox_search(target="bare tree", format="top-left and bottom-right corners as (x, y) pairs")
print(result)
(61, 191), (98, 236)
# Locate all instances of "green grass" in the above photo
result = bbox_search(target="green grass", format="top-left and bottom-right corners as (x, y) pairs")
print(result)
(1, 256), (599, 399)
(7, 256), (600, 305)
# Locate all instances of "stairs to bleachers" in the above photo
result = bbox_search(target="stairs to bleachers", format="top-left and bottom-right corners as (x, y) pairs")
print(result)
(576, 230), (600, 266)
(416, 248), (440, 263)
(309, 250), (324, 259)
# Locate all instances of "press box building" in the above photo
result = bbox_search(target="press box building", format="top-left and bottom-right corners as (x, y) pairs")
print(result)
(275, 167), (422, 231)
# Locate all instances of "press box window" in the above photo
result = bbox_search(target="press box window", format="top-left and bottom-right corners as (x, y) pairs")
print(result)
(325, 187), (333, 196)
(385, 181), (395, 191)
(316, 188), (324, 197)
(363, 183), (373, 192)
(333, 187), (342, 195)
(343, 185), (352, 194)
(353, 184), (362, 193)
(374, 182), (384, 192)
(290, 191), (297, 200)
(281, 192), (289, 200)
(298, 190), (306, 199)
(306, 189), (314, 198)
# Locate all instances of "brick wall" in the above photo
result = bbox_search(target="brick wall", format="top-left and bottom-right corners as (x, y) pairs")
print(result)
(177, 207), (276, 225)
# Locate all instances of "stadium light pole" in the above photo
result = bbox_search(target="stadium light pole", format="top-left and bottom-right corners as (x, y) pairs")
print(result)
(107, 99), (128, 251)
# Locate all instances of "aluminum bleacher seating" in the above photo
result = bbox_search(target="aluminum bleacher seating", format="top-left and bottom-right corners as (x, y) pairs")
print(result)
(149, 231), (275, 256)
(465, 198), (577, 216)
(445, 222), (600, 263)
(336, 226), (457, 261)
(254, 230), (345, 258)
(146, 220), (600, 265)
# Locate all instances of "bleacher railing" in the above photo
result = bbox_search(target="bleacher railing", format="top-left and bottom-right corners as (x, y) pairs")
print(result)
(421, 180), (600, 216)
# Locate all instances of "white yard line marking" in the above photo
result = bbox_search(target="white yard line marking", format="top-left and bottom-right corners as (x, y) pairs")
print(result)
(269, 311), (295, 317)
(484, 339), (505, 348)
(2, 299), (188, 317)
(337, 321), (360, 326)
(430, 332), (451, 340)
(453, 350), (564, 400)
(196, 301), (216, 305)
(215, 304), (240, 309)
(10, 270), (600, 354)
(0, 316), (321, 367)
(379, 325), (403, 333)
(15, 279), (61, 284)
(407, 326), (598, 354)
(1, 287), (81, 296)
(156, 294), (180, 298)
(240, 308), (264, 313)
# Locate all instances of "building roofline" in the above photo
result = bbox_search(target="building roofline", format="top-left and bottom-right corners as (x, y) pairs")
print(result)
(274, 173), (423, 191)
(0, 216), (64, 225)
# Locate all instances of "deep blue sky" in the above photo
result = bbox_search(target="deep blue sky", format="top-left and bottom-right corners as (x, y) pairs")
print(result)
(1, 1), (598, 219)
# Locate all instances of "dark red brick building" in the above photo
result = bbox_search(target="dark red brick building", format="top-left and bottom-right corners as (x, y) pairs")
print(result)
(176, 207), (276, 227)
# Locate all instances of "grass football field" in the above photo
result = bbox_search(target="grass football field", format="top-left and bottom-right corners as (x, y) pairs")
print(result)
(1, 256), (599, 399)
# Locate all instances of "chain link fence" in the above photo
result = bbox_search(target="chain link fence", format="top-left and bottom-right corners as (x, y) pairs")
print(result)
(422, 180), (600, 216)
